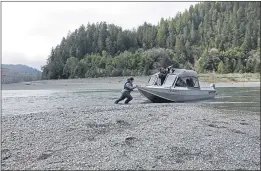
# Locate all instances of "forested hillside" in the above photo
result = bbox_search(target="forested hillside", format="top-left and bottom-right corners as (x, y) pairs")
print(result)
(41, 1), (260, 79)
(2, 64), (42, 84)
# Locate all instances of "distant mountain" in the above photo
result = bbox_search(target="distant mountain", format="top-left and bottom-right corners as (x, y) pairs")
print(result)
(1, 64), (42, 84)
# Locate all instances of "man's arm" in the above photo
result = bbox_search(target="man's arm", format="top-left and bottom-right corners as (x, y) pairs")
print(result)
(125, 83), (137, 90)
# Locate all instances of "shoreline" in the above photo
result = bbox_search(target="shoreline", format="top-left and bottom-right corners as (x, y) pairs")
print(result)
(2, 76), (260, 90)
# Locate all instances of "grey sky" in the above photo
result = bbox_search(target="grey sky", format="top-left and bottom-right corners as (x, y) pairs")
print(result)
(2, 2), (198, 70)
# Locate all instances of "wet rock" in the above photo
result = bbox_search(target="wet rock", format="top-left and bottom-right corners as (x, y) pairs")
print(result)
(170, 146), (201, 161)
(231, 129), (245, 134)
(87, 136), (95, 141)
(208, 124), (227, 128)
(175, 159), (185, 163)
(125, 136), (137, 146)
(240, 122), (249, 125)
(37, 151), (53, 161)
(1, 149), (11, 160)
(213, 121), (228, 124)
(116, 119), (130, 127)
(155, 155), (163, 160)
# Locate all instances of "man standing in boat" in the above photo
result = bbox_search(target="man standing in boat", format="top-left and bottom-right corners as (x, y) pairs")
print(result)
(158, 68), (167, 85)
(114, 77), (138, 104)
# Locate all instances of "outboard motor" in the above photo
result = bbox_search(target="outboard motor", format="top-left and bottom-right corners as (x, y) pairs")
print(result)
(210, 83), (216, 89)
(210, 83), (217, 95)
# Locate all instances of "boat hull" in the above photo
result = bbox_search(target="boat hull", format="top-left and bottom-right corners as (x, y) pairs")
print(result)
(138, 86), (216, 103)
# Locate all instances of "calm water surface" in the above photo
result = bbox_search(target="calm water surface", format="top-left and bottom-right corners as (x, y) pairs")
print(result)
(2, 87), (260, 116)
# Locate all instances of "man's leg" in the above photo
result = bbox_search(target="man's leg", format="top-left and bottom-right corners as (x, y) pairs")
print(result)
(115, 92), (126, 104)
(124, 92), (133, 104)
(161, 78), (164, 85)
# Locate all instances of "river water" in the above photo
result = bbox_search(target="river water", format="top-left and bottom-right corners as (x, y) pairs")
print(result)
(2, 85), (260, 116)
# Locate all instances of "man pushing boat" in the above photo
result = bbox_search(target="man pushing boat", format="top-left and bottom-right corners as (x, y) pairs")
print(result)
(114, 77), (138, 104)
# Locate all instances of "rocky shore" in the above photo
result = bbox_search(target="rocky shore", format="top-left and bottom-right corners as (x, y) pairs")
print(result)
(2, 103), (260, 170)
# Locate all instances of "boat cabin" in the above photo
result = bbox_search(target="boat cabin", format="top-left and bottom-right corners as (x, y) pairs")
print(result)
(147, 69), (200, 88)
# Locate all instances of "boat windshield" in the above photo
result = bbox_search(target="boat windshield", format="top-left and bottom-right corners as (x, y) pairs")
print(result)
(148, 75), (157, 85)
(163, 74), (177, 87)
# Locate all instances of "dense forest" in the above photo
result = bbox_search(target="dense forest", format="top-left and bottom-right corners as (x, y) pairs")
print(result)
(41, 1), (260, 79)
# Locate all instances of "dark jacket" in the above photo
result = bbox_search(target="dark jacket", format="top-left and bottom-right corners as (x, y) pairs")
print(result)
(123, 81), (135, 92)
(159, 71), (167, 85)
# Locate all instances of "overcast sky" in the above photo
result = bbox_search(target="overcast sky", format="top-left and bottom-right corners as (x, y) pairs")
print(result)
(2, 2), (198, 70)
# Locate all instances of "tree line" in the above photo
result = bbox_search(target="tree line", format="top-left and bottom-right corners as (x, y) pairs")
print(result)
(41, 1), (260, 79)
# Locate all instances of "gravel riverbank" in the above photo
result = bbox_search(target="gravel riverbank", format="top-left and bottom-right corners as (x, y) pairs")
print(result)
(2, 103), (260, 170)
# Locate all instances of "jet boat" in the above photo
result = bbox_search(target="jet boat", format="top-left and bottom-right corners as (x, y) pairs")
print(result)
(137, 68), (217, 103)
